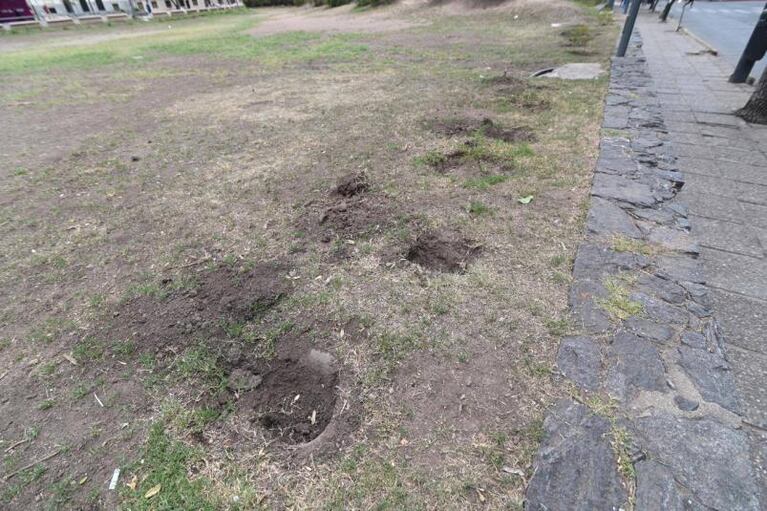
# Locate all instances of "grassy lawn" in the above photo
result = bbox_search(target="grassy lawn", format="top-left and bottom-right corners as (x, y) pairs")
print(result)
(0, 2), (616, 509)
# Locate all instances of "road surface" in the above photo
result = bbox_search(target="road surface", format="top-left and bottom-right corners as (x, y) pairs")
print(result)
(666, 0), (767, 80)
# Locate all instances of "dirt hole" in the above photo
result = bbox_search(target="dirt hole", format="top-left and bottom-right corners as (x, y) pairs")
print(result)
(406, 230), (482, 273)
(232, 349), (338, 444)
(334, 172), (369, 198)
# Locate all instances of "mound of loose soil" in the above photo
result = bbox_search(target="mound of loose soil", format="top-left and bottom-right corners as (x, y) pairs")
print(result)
(299, 192), (397, 247)
(95, 264), (292, 355)
(232, 349), (338, 444)
(406, 230), (482, 273)
(334, 172), (369, 197)
(430, 117), (536, 143)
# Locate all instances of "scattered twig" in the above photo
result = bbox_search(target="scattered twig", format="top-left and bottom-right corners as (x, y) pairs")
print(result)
(94, 393), (104, 408)
(4, 449), (62, 480)
(4, 438), (30, 454)
(0, 370), (7, 382)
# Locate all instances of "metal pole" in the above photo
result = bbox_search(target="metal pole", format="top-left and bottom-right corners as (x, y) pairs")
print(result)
(730, 2), (767, 83)
(617, 0), (643, 57)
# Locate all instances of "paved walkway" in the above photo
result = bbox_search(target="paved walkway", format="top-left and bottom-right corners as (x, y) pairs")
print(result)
(638, 11), (767, 496)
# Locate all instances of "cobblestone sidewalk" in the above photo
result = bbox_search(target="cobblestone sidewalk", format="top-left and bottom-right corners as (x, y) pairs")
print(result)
(525, 13), (766, 510)
(639, 11), (767, 498)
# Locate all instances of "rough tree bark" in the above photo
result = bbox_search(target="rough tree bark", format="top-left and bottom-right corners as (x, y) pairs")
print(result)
(736, 66), (767, 124)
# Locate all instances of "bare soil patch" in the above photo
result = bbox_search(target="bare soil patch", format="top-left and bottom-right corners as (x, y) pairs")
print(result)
(92, 264), (292, 356)
(406, 229), (482, 273)
(249, 5), (424, 36)
(431, 117), (536, 143)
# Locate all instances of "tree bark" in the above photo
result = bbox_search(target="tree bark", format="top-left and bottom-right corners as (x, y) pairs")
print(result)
(736, 66), (767, 124)
(659, 0), (676, 21)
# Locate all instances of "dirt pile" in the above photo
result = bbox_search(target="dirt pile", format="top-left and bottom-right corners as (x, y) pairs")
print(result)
(91, 264), (292, 355)
(334, 171), (369, 197)
(430, 117), (536, 143)
(406, 230), (482, 273)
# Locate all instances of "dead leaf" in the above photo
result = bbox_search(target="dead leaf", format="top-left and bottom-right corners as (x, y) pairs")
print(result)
(127, 475), (138, 491)
(78, 476), (88, 485)
(144, 484), (161, 499)
(517, 195), (534, 204)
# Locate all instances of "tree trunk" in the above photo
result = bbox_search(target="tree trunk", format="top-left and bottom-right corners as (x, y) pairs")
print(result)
(659, 0), (676, 21)
(736, 66), (767, 124)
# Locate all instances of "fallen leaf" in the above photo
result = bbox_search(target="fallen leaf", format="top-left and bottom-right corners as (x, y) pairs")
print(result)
(517, 195), (534, 204)
(144, 484), (161, 499)
(127, 475), (138, 491)
(502, 466), (525, 477)
(79, 476), (88, 485)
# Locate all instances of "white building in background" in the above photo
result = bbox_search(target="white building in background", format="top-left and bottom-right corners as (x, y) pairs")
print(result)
(28, 0), (240, 17)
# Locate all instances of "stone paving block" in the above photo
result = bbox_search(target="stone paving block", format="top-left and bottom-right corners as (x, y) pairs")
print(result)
(727, 165), (767, 187)
(727, 346), (767, 429)
(634, 460), (688, 511)
(678, 190), (746, 224)
(677, 345), (739, 413)
(700, 247), (767, 300)
(625, 316), (676, 345)
(634, 413), (762, 511)
(630, 292), (690, 327)
(592, 173), (657, 207)
(586, 197), (641, 238)
(682, 173), (767, 205)
(690, 215), (764, 258)
(710, 145), (767, 166)
(606, 331), (667, 398)
(569, 280), (612, 334)
(556, 336), (601, 390)
(572, 243), (649, 282)
(707, 288), (767, 355)
(636, 273), (687, 304)
(656, 254), (706, 284)
(741, 202), (767, 228)
(674, 156), (723, 178)
(526, 400), (628, 511)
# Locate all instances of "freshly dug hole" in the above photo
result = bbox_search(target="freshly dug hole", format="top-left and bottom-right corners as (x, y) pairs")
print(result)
(235, 349), (339, 444)
(406, 231), (482, 273)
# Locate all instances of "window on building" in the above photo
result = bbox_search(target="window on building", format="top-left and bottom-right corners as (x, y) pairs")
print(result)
(151, 1), (158, 7)
(191, 0), (197, 5)
(164, 0), (170, 7)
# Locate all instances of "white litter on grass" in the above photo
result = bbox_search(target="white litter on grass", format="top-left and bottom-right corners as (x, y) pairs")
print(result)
(551, 23), (562, 27)
(108, 468), (120, 490)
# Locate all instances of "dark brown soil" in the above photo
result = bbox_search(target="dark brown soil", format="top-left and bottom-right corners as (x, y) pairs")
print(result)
(91, 263), (292, 356)
(430, 117), (535, 143)
(334, 172), (369, 198)
(299, 193), (399, 247)
(232, 349), (338, 444)
(406, 230), (482, 273)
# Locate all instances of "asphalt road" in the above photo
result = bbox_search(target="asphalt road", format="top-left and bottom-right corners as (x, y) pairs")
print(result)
(666, 0), (767, 80)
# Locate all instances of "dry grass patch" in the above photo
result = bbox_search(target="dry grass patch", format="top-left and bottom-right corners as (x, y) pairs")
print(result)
(0, 2), (615, 509)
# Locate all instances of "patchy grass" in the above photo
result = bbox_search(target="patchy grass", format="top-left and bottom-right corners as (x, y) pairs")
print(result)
(120, 422), (213, 511)
(599, 274), (643, 320)
(0, 2), (616, 509)
(611, 235), (656, 256)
